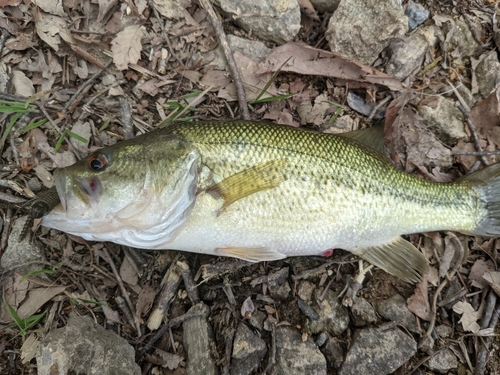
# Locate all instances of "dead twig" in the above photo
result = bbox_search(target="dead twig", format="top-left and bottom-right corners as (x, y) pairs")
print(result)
(199, 0), (251, 120)
(102, 246), (142, 336)
(261, 323), (277, 374)
(177, 259), (200, 304)
(474, 300), (500, 375)
(147, 260), (182, 330)
(148, 0), (183, 66)
(424, 233), (465, 344)
(63, 60), (113, 115)
(222, 327), (236, 375)
(457, 104), (489, 167)
(119, 98), (134, 140)
(136, 307), (209, 359)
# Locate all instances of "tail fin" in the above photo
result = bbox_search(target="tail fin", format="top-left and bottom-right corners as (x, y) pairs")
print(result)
(461, 163), (500, 236)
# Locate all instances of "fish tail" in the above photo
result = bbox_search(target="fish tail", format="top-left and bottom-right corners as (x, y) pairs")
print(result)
(462, 163), (500, 236)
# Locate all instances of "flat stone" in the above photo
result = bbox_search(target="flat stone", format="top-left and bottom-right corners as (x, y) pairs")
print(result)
(475, 50), (500, 98)
(426, 349), (458, 373)
(405, 1), (429, 30)
(297, 281), (315, 302)
(326, 0), (408, 65)
(339, 326), (417, 375)
(310, 0), (341, 13)
(247, 309), (266, 331)
(271, 326), (326, 375)
(448, 18), (481, 58)
(320, 336), (344, 370)
(307, 288), (349, 336)
(231, 323), (267, 375)
(385, 28), (433, 80)
(351, 297), (377, 327)
(36, 315), (140, 375)
(417, 96), (468, 145)
(183, 302), (219, 375)
(228, 35), (271, 61)
(435, 324), (453, 339)
(214, 0), (301, 44)
(376, 294), (419, 333)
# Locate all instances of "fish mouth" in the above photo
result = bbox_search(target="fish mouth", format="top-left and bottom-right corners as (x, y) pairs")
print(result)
(53, 169), (103, 214)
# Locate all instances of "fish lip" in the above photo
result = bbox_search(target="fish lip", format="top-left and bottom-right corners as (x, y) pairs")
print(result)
(53, 169), (68, 212)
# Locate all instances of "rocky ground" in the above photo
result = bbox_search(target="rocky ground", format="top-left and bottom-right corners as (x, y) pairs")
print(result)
(0, 0), (499, 374)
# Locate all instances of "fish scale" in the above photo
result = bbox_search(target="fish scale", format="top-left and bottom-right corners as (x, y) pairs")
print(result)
(42, 120), (500, 282)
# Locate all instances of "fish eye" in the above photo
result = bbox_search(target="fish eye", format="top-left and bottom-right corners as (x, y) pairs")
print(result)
(87, 153), (108, 171)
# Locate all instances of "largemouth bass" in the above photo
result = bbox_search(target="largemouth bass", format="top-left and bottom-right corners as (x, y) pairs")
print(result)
(42, 121), (500, 282)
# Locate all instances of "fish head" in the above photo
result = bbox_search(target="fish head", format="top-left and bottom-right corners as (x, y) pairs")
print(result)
(43, 133), (200, 242)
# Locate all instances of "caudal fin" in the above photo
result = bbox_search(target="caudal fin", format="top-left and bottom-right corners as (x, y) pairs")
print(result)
(461, 163), (500, 236)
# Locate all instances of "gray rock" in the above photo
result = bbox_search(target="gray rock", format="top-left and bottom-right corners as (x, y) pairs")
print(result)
(214, 0), (301, 44)
(315, 332), (329, 347)
(0, 216), (46, 274)
(36, 315), (140, 375)
(320, 336), (344, 369)
(339, 326), (417, 375)
(298, 299), (320, 321)
(351, 297), (377, 327)
(447, 18), (481, 58)
(475, 50), (500, 98)
(307, 288), (349, 336)
(376, 294), (418, 333)
(455, 83), (476, 109)
(426, 349), (458, 373)
(385, 27), (434, 80)
(297, 281), (315, 302)
(417, 96), (467, 145)
(268, 267), (292, 299)
(405, 1), (429, 30)
(435, 324), (453, 339)
(248, 309), (266, 331)
(326, 0), (408, 65)
(183, 302), (219, 375)
(228, 35), (271, 61)
(271, 326), (327, 375)
(231, 323), (267, 375)
(310, 0), (341, 13)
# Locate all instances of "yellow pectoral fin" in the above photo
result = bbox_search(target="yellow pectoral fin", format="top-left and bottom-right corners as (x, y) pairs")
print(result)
(216, 247), (287, 262)
(207, 159), (288, 210)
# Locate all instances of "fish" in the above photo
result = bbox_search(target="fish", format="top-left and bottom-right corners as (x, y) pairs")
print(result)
(41, 120), (500, 283)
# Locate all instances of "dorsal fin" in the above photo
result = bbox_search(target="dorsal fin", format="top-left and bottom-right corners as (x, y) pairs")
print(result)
(339, 124), (385, 154)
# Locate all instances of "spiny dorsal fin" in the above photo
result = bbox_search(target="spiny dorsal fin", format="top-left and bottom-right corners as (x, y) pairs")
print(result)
(339, 124), (385, 154)
(357, 237), (429, 283)
(207, 159), (288, 210)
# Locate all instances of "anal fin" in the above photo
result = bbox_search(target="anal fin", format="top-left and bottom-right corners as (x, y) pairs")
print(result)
(357, 237), (429, 283)
(216, 247), (287, 263)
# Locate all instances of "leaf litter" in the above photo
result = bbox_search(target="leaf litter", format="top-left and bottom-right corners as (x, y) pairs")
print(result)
(0, 0), (499, 374)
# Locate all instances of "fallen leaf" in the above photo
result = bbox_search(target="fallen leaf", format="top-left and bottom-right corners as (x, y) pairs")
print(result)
(21, 334), (40, 364)
(453, 301), (481, 333)
(33, 0), (65, 16)
(258, 42), (403, 92)
(0, 0), (21, 6)
(34, 13), (66, 51)
(12, 70), (35, 97)
(111, 25), (146, 70)
(136, 285), (156, 318)
(482, 271), (500, 296)
(241, 296), (255, 318)
(407, 274), (432, 321)
(120, 255), (139, 286)
(469, 259), (494, 289)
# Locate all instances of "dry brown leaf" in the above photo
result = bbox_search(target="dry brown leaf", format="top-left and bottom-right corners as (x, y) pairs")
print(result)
(453, 301), (481, 333)
(482, 271), (500, 296)
(0, 0), (21, 6)
(153, 0), (199, 26)
(469, 259), (494, 289)
(120, 255), (139, 286)
(16, 285), (66, 320)
(407, 274), (432, 321)
(34, 13), (66, 51)
(200, 69), (231, 90)
(12, 70), (35, 97)
(136, 285), (156, 318)
(111, 24), (146, 70)
(258, 42), (403, 91)
(470, 87), (500, 145)
(33, 0), (65, 16)
(20, 334), (40, 364)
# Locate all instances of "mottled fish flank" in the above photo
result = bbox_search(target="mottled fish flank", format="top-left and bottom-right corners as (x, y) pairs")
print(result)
(42, 121), (500, 282)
